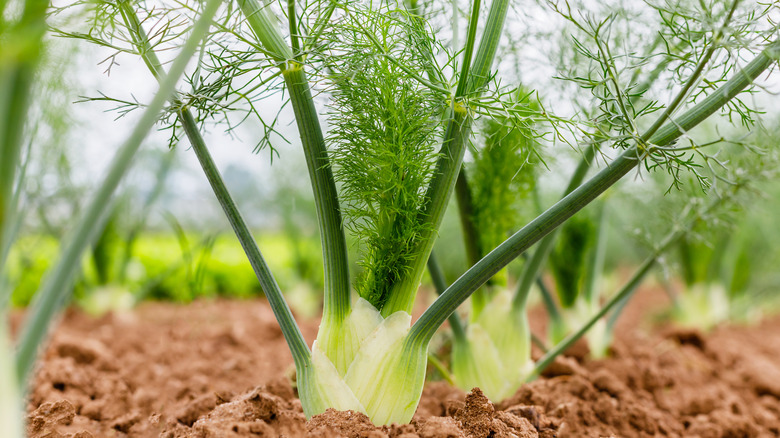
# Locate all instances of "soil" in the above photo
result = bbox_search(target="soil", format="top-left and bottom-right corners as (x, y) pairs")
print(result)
(13, 286), (780, 437)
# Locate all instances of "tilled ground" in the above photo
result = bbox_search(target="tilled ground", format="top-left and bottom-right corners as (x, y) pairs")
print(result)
(14, 288), (780, 437)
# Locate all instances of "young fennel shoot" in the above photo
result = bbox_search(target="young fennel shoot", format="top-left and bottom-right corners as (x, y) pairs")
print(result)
(242, 0), (780, 419)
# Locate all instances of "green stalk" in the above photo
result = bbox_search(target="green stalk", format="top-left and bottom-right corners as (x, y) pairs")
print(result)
(239, 0), (351, 324)
(536, 276), (561, 325)
(583, 201), (608, 305)
(282, 66), (351, 323)
(287, 0), (300, 60)
(119, 1), (311, 366)
(527, 250), (659, 380)
(454, 0), (482, 98)
(453, 167), (494, 316)
(181, 110), (310, 364)
(14, 0), (223, 386)
(410, 38), (780, 344)
(382, 0), (510, 316)
(237, 0), (293, 63)
(426, 251), (465, 341)
(454, 168), (483, 269)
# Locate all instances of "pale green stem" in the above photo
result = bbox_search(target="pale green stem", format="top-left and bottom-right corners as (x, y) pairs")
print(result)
(427, 352), (456, 385)
(583, 200), (608, 305)
(238, 0), (351, 323)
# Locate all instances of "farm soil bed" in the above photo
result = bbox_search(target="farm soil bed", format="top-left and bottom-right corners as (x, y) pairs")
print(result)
(13, 288), (780, 437)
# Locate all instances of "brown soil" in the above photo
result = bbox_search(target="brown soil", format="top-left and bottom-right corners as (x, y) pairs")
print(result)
(15, 287), (780, 437)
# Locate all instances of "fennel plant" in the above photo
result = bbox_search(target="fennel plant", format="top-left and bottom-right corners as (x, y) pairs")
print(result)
(441, 0), (780, 400)
(57, 0), (780, 426)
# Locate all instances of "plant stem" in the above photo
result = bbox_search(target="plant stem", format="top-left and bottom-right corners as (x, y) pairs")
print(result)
(410, 38), (780, 344)
(287, 0), (300, 60)
(282, 65), (351, 323)
(535, 270), (562, 329)
(584, 200), (608, 305)
(14, 0), (222, 386)
(454, 0), (482, 98)
(453, 167), (495, 316)
(238, 0), (351, 324)
(383, 0), (510, 316)
(427, 251), (465, 341)
(511, 145), (597, 313)
(237, 0), (293, 63)
(528, 190), (734, 379)
(454, 168), (483, 268)
(180, 110), (310, 364)
(527, 249), (658, 381)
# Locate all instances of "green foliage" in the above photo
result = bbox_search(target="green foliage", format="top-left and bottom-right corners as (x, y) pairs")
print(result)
(91, 204), (123, 286)
(30, 0), (780, 426)
(324, 3), (443, 310)
(470, 91), (539, 255)
(7, 232), (325, 307)
(6, 236), (60, 307)
(549, 209), (596, 309)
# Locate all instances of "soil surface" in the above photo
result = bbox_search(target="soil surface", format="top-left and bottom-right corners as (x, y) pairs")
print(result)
(14, 287), (780, 437)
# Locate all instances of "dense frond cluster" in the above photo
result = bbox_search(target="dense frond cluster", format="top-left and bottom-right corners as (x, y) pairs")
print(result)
(323, 1), (445, 309)
(469, 91), (540, 255)
(549, 209), (595, 307)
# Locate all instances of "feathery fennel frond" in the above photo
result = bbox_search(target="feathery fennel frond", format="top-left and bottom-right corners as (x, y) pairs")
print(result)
(470, 90), (541, 256)
(323, 1), (445, 310)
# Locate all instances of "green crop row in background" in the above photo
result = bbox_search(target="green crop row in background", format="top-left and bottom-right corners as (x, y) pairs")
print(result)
(5, 232), (323, 310)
